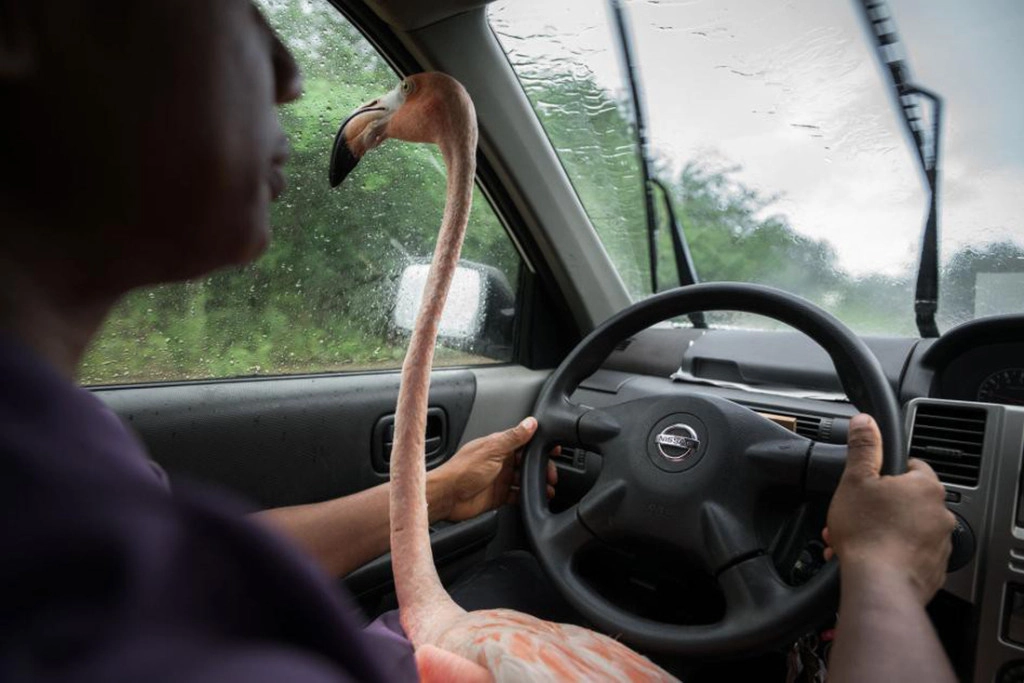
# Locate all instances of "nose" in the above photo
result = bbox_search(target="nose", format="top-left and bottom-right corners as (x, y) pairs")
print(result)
(271, 32), (303, 104)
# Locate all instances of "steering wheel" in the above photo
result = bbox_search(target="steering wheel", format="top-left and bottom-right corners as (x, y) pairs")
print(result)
(521, 283), (905, 657)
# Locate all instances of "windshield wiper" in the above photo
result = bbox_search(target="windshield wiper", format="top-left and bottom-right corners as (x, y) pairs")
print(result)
(609, 0), (706, 328)
(856, 0), (943, 338)
(652, 177), (703, 295)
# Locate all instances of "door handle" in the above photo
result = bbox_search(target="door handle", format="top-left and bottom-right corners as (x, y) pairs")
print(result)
(372, 407), (449, 473)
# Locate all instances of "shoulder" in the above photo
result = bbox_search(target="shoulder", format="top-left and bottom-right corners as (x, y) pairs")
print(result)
(0, 339), (413, 682)
(0, 475), (413, 682)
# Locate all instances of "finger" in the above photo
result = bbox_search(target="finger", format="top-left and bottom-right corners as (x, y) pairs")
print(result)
(942, 529), (954, 555)
(500, 416), (538, 450)
(547, 460), (558, 486)
(547, 485), (556, 500)
(496, 456), (515, 491)
(821, 527), (830, 546)
(904, 459), (949, 499)
(843, 413), (883, 480)
(505, 481), (518, 505)
(550, 445), (562, 457)
(942, 508), (957, 534)
(824, 546), (835, 562)
(906, 457), (942, 482)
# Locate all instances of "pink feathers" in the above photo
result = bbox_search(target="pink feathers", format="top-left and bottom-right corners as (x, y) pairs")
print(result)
(435, 610), (677, 682)
(339, 71), (677, 682)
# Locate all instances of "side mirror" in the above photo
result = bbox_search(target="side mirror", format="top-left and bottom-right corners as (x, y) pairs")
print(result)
(392, 260), (515, 360)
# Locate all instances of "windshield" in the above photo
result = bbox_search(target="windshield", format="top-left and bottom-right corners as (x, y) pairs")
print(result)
(490, 0), (1023, 336)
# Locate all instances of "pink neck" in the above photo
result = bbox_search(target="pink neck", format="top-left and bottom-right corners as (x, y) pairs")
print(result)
(389, 134), (477, 645)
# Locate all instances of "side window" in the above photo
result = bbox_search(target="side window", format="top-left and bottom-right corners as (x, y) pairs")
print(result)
(82, 0), (520, 385)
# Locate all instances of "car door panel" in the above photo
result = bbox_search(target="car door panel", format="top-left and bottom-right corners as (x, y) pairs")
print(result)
(96, 364), (548, 608)
(97, 369), (477, 509)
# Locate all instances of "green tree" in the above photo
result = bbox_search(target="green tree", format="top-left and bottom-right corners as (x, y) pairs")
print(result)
(664, 161), (841, 297)
(508, 63), (651, 298)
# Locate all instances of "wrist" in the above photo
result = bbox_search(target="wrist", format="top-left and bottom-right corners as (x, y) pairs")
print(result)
(426, 467), (454, 523)
(839, 554), (926, 606)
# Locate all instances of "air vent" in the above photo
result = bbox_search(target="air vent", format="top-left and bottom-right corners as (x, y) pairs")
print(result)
(614, 338), (634, 352)
(790, 412), (829, 441)
(741, 404), (831, 441)
(909, 403), (986, 487)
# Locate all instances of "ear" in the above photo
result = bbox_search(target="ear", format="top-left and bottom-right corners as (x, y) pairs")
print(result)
(0, 0), (38, 79)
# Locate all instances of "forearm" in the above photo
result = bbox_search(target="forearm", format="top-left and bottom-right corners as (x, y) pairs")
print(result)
(253, 473), (452, 578)
(829, 562), (955, 683)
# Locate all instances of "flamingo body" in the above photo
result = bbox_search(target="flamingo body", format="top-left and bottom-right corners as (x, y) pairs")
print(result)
(436, 609), (676, 682)
(333, 72), (678, 682)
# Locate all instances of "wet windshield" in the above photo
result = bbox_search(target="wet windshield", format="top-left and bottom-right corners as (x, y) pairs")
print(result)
(490, 0), (1023, 336)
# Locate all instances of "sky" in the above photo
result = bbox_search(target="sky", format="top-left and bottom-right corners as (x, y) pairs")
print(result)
(490, 0), (1024, 278)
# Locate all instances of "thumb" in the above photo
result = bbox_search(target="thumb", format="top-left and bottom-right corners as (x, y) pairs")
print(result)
(843, 413), (883, 480)
(500, 416), (538, 449)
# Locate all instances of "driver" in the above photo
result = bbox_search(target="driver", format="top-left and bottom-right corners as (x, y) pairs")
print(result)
(0, 1), (956, 681)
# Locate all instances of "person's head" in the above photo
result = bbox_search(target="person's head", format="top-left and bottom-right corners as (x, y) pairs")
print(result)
(0, 0), (301, 294)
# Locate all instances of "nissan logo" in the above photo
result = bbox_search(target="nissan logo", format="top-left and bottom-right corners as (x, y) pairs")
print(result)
(655, 423), (701, 461)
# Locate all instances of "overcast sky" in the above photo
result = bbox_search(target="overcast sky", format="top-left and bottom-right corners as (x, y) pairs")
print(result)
(491, 0), (1024, 277)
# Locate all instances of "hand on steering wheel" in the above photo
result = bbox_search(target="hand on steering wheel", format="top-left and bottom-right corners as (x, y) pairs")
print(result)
(823, 413), (954, 605)
(521, 283), (905, 657)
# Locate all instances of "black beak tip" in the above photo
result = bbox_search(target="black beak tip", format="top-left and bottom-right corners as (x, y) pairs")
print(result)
(329, 125), (359, 188)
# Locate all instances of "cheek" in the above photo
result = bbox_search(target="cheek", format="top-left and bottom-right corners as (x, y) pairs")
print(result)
(125, 165), (270, 284)
(136, 101), (274, 272)
(221, 184), (273, 265)
(189, 179), (273, 270)
(191, 59), (278, 265)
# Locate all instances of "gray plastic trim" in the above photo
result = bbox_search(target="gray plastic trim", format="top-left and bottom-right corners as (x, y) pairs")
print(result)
(95, 369), (478, 509)
(461, 365), (549, 443)
(904, 399), (1024, 682)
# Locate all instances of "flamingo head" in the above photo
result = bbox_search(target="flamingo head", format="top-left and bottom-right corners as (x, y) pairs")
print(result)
(329, 72), (475, 187)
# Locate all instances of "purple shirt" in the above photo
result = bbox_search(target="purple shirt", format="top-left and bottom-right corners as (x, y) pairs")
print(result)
(0, 336), (417, 682)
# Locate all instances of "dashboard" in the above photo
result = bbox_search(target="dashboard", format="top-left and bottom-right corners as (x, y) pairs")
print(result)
(935, 342), (1024, 405)
(912, 315), (1024, 403)
(592, 313), (1024, 682)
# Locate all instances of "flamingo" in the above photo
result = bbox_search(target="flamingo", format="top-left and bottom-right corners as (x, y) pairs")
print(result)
(330, 72), (678, 682)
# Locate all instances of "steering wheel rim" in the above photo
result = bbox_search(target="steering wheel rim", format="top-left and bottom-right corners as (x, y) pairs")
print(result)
(522, 282), (904, 657)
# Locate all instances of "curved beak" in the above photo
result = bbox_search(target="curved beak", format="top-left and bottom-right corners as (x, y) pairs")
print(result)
(329, 87), (402, 187)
